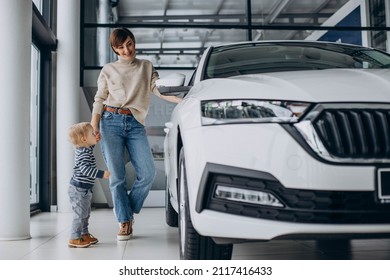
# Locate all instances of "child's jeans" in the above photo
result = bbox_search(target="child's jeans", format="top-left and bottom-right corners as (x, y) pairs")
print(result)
(68, 185), (92, 239)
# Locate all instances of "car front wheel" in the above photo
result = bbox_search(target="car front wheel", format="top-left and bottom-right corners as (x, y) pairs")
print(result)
(165, 178), (178, 227)
(178, 148), (233, 260)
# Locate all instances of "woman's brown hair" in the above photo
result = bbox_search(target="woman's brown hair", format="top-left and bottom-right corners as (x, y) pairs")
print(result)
(110, 28), (136, 54)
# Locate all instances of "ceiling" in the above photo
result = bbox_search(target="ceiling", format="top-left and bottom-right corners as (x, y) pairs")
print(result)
(84, 0), (353, 67)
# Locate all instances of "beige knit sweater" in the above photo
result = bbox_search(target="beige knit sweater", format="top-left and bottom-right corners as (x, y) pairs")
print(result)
(92, 57), (161, 125)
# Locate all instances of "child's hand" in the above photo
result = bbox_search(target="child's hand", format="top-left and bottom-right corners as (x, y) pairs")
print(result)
(103, 170), (110, 179)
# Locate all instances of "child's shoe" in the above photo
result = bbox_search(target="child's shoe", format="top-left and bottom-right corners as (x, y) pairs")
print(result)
(82, 233), (99, 245)
(68, 237), (91, 248)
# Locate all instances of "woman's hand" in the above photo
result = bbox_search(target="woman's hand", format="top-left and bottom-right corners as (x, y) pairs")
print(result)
(91, 113), (102, 141)
(160, 95), (182, 104)
(93, 129), (102, 142)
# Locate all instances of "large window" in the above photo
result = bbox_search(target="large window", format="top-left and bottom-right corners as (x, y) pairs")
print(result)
(80, 0), (390, 84)
(32, 0), (43, 13)
(30, 45), (41, 205)
(30, 0), (57, 212)
(81, 0), (390, 75)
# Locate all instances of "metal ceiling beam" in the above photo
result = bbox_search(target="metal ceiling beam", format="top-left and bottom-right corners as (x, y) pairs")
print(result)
(266, 0), (291, 23)
(136, 47), (203, 55)
(118, 14), (247, 24)
(85, 22), (390, 31)
(214, 0), (225, 15)
(163, 0), (169, 16)
(281, 0), (341, 40)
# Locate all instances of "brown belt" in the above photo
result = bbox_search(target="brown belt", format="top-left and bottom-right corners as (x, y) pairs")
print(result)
(104, 106), (132, 115)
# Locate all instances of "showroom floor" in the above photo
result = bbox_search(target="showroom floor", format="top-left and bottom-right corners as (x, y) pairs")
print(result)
(1, 208), (390, 260)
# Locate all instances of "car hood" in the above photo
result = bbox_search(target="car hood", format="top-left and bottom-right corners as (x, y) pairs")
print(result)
(191, 69), (390, 103)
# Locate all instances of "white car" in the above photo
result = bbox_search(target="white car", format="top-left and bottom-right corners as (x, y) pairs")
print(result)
(158, 40), (390, 260)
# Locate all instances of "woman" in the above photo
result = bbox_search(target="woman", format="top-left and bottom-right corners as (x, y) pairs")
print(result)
(91, 28), (181, 241)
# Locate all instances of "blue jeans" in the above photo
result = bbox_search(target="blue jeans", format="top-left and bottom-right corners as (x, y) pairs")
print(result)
(99, 111), (156, 223)
(68, 186), (92, 239)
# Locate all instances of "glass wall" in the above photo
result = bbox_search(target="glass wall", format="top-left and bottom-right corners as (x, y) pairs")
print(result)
(30, 45), (40, 205)
(30, 0), (57, 212)
(83, 27), (248, 68)
(32, 0), (43, 13)
(368, 0), (387, 50)
(81, 0), (389, 78)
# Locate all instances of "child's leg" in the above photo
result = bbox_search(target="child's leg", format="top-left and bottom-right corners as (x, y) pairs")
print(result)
(79, 189), (99, 244)
(81, 189), (92, 235)
(68, 186), (92, 239)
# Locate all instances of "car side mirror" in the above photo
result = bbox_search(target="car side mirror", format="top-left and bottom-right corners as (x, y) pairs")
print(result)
(156, 73), (191, 96)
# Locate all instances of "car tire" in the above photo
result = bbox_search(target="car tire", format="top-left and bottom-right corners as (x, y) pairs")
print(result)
(178, 148), (233, 260)
(165, 179), (178, 227)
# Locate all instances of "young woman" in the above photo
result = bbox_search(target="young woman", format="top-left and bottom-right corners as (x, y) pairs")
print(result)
(91, 28), (181, 241)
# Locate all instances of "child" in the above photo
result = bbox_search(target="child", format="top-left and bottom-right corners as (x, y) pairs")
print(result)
(68, 122), (110, 248)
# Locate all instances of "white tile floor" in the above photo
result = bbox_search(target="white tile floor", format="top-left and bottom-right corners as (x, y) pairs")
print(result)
(1, 207), (390, 260)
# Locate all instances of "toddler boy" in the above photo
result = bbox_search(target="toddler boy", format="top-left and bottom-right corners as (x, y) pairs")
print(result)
(68, 122), (110, 248)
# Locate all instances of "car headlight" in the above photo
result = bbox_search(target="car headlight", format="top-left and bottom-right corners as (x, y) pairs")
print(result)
(201, 99), (311, 125)
(215, 185), (284, 207)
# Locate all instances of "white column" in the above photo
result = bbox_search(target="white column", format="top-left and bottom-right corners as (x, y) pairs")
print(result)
(56, 0), (81, 212)
(0, 1), (32, 240)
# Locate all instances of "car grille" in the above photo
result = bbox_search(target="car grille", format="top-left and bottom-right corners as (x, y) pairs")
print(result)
(203, 171), (390, 224)
(312, 107), (390, 159)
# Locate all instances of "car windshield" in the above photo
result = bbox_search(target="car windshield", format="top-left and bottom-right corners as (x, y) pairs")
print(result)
(205, 42), (390, 79)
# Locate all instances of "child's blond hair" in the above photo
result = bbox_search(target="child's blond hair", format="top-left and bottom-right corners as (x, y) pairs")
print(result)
(69, 122), (93, 147)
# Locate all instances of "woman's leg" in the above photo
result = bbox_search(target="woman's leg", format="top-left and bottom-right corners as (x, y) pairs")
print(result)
(100, 112), (131, 223)
(125, 116), (156, 218)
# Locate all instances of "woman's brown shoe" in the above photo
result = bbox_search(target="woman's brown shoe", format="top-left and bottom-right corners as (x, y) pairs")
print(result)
(117, 221), (133, 241)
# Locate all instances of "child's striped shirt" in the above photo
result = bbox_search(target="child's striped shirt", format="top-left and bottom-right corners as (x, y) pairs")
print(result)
(70, 145), (104, 189)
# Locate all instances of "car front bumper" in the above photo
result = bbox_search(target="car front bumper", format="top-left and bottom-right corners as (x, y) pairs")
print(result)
(181, 123), (390, 241)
